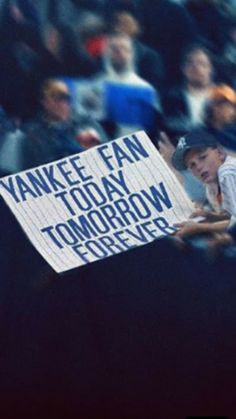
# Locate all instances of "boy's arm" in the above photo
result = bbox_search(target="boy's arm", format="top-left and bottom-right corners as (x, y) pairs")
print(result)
(219, 166), (236, 221)
(175, 220), (230, 239)
(190, 208), (230, 222)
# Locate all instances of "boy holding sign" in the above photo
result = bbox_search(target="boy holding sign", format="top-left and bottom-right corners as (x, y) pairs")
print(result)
(171, 128), (236, 238)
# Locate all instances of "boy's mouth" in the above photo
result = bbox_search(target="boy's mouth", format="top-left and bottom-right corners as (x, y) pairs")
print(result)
(201, 171), (210, 181)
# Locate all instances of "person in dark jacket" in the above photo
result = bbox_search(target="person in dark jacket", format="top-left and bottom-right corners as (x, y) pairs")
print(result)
(38, 22), (98, 81)
(0, 24), (43, 120)
(161, 43), (215, 138)
(0, 0), (41, 45)
(21, 79), (108, 170)
(138, 0), (199, 86)
(0, 0), (43, 120)
(185, 0), (231, 54)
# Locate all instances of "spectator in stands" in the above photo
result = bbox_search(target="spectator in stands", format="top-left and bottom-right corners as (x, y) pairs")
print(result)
(219, 21), (236, 88)
(100, 33), (158, 86)
(0, 106), (23, 177)
(75, 12), (107, 62)
(205, 85), (236, 130)
(0, 0), (41, 46)
(108, 10), (165, 90)
(203, 84), (236, 151)
(0, 24), (43, 120)
(0, 1), (43, 120)
(185, 0), (231, 54)
(0, 127), (25, 178)
(171, 128), (236, 238)
(0, 106), (13, 137)
(78, 33), (161, 138)
(38, 22), (98, 80)
(138, 0), (198, 86)
(21, 79), (107, 170)
(162, 43), (215, 138)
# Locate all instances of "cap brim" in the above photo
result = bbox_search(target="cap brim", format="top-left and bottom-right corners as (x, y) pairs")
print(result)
(171, 147), (191, 171)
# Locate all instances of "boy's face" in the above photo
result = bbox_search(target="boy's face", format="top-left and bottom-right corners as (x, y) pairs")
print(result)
(185, 147), (225, 184)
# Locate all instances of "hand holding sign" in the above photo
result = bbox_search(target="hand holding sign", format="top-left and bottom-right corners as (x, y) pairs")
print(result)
(76, 128), (101, 149)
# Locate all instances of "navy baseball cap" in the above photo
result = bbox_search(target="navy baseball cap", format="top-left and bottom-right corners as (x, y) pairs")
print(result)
(171, 128), (218, 171)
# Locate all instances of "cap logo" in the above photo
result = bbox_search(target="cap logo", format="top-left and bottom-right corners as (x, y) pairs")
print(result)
(177, 136), (187, 149)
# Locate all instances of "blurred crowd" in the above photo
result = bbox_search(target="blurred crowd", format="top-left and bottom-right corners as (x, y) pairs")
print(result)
(1, 0), (236, 248)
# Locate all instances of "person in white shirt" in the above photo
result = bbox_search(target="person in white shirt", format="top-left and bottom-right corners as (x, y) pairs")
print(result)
(78, 33), (161, 138)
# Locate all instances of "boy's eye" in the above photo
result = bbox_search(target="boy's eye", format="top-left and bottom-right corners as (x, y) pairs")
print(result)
(199, 154), (207, 160)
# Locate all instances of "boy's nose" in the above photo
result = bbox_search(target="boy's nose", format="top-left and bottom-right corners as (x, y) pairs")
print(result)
(195, 162), (204, 175)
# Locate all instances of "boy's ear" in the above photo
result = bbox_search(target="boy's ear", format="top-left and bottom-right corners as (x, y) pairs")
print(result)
(217, 146), (227, 162)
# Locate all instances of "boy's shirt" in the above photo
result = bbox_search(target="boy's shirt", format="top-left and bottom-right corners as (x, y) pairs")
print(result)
(218, 155), (236, 227)
(205, 155), (236, 226)
(205, 182), (222, 214)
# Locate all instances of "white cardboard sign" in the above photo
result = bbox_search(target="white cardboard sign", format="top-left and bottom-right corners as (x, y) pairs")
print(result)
(0, 131), (194, 273)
